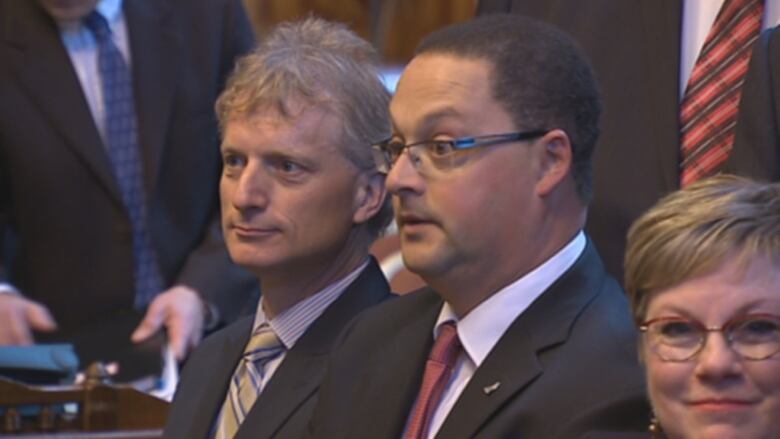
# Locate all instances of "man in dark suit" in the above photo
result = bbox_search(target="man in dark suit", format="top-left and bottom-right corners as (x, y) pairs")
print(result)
(0, 0), (259, 368)
(163, 18), (394, 439)
(476, 0), (780, 281)
(308, 15), (648, 438)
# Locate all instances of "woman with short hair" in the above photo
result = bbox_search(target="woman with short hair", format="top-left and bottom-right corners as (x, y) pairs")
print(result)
(624, 174), (780, 439)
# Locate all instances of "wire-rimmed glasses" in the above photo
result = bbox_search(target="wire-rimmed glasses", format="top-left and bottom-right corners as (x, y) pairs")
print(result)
(371, 130), (548, 174)
(640, 314), (780, 362)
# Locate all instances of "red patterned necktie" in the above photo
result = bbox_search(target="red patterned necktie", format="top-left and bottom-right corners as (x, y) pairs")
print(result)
(679, 0), (764, 187)
(404, 322), (462, 439)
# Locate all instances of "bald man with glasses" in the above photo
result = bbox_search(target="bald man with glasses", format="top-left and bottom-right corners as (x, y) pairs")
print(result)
(309, 15), (649, 439)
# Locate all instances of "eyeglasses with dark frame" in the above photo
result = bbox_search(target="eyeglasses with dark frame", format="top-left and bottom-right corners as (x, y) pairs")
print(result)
(371, 130), (549, 174)
(639, 313), (780, 362)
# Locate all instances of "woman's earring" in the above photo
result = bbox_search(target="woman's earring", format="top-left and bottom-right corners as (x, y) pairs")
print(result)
(648, 411), (661, 437)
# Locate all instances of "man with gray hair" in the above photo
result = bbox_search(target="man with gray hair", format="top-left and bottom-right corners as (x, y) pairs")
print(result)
(163, 17), (393, 439)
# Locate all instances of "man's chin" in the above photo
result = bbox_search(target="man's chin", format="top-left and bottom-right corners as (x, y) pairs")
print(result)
(39, 2), (96, 23)
(401, 251), (447, 280)
(227, 250), (285, 274)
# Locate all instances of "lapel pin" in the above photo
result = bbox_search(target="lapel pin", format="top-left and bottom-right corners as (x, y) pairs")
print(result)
(483, 381), (501, 395)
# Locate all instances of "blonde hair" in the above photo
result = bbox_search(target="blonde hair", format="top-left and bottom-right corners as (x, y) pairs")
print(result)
(625, 175), (780, 323)
(215, 17), (393, 237)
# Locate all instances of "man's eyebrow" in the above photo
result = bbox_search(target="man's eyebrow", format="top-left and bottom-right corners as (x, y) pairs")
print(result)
(219, 142), (245, 155)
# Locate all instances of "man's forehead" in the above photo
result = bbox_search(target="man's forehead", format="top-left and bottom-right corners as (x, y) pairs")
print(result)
(249, 102), (338, 129)
(224, 105), (342, 151)
(390, 54), (497, 134)
(246, 97), (329, 122)
(395, 53), (493, 95)
(388, 106), (465, 136)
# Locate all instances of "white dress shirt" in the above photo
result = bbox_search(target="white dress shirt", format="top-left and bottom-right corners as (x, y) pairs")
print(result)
(59, 0), (130, 143)
(248, 259), (369, 389)
(416, 231), (587, 439)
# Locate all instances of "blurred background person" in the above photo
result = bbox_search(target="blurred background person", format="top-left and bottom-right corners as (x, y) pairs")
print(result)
(0, 0), (258, 378)
(625, 175), (780, 438)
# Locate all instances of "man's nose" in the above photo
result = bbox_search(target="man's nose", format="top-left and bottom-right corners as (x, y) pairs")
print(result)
(230, 163), (271, 211)
(386, 149), (425, 196)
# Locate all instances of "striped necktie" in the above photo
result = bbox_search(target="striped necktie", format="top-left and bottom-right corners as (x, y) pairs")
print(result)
(679, 0), (764, 186)
(83, 11), (163, 307)
(215, 323), (285, 438)
(404, 322), (462, 439)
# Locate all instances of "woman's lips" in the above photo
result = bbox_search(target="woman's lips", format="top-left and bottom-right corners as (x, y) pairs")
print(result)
(687, 398), (759, 412)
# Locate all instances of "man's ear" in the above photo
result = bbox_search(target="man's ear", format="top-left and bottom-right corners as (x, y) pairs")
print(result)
(353, 171), (387, 225)
(535, 129), (573, 197)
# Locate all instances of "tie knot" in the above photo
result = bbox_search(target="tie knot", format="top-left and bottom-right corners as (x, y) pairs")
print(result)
(83, 10), (112, 42)
(429, 322), (460, 365)
(243, 324), (284, 362)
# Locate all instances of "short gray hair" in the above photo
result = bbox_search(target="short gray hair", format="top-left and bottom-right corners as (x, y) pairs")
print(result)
(216, 17), (393, 238)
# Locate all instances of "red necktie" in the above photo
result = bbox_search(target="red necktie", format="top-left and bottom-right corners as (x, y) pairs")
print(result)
(680, 0), (764, 187)
(404, 322), (462, 439)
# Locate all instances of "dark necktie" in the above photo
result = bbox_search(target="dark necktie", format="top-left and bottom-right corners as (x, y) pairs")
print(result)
(83, 11), (163, 307)
(404, 322), (462, 439)
(680, 0), (764, 186)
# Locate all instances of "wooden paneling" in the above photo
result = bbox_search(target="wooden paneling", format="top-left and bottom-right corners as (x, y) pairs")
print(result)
(242, 0), (475, 64)
(381, 0), (475, 63)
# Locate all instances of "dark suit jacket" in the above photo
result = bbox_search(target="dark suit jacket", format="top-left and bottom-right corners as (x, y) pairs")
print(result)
(727, 25), (780, 181)
(163, 258), (392, 439)
(309, 241), (650, 438)
(0, 0), (258, 358)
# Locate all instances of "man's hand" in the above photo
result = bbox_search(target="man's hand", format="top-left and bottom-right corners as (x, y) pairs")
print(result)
(131, 285), (206, 361)
(0, 294), (57, 344)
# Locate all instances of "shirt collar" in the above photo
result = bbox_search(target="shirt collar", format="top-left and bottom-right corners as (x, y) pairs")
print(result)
(433, 231), (586, 367)
(57, 0), (123, 31)
(95, 0), (124, 27)
(253, 259), (370, 349)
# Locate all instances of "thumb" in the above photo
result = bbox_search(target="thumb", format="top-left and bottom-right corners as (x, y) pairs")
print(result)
(166, 320), (188, 361)
(25, 302), (57, 332)
(131, 305), (165, 343)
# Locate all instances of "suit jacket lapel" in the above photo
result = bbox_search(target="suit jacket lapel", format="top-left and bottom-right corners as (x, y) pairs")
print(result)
(356, 290), (442, 438)
(235, 347), (325, 439)
(237, 259), (392, 438)
(640, 0), (683, 190)
(436, 241), (607, 438)
(186, 317), (252, 439)
(4, 1), (123, 205)
(123, 0), (177, 199)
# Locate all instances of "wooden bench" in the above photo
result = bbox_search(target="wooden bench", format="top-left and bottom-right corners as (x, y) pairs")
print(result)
(0, 364), (169, 438)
